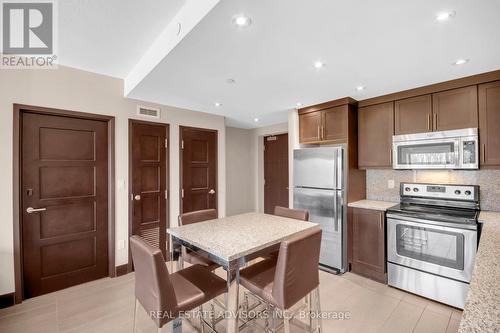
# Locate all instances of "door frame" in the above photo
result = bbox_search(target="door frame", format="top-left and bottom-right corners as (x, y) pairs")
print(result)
(127, 119), (170, 272)
(179, 126), (218, 214)
(12, 104), (115, 304)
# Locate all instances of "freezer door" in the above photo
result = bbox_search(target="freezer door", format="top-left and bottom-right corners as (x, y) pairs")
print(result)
(293, 187), (343, 270)
(293, 147), (343, 189)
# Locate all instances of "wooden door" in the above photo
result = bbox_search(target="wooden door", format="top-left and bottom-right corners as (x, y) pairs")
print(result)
(22, 112), (109, 298)
(264, 134), (289, 214)
(394, 95), (432, 135)
(432, 86), (478, 131)
(322, 106), (348, 142)
(299, 112), (322, 143)
(479, 81), (500, 166)
(358, 102), (394, 168)
(352, 208), (386, 283)
(130, 121), (168, 259)
(181, 127), (217, 213)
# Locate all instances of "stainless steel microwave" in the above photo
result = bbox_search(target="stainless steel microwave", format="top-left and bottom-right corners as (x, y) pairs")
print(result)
(392, 128), (478, 170)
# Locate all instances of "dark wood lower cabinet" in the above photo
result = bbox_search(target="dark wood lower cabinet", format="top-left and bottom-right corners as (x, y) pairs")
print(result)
(349, 207), (387, 283)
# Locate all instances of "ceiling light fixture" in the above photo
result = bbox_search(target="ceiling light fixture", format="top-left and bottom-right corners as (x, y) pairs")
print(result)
(436, 11), (455, 21)
(313, 61), (325, 69)
(453, 59), (469, 65)
(356, 86), (365, 91)
(226, 78), (236, 84)
(296, 102), (303, 107)
(233, 15), (252, 27)
(214, 102), (222, 107)
(254, 117), (259, 122)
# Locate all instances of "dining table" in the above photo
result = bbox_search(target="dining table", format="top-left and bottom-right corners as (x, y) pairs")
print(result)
(167, 212), (320, 333)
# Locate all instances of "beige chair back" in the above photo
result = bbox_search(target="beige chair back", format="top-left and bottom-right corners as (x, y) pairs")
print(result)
(179, 209), (217, 226)
(274, 206), (309, 221)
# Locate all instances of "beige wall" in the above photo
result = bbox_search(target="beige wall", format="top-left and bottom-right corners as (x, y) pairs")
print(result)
(0, 66), (226, 295)
(225, 127), (256, 216)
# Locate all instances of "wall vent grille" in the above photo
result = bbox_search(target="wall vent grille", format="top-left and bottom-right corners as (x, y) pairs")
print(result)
(137, 105), (161, 119)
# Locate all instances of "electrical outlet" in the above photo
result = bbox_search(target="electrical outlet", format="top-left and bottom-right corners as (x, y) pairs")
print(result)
(388, 179), (395, 189)
(118, 240), (125, 250)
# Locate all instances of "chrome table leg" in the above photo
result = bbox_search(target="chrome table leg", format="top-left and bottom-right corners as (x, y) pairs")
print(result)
(226, 266), (240, 333)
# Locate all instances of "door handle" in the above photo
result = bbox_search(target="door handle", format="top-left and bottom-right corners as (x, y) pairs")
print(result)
(209, 189), (215, 194)
(26, 207), (46, 214)
(134, 195), (141, 201)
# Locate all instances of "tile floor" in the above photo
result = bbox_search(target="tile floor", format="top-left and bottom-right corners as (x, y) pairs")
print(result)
(0, 267), (462, 333)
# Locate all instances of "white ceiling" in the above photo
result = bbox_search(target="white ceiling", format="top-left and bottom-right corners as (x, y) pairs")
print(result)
(59, 0), (185, 78)
(60, 1), (500, 128)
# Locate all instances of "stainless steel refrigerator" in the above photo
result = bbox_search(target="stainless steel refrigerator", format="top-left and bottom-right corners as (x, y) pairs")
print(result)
(293, 147), (346, 272)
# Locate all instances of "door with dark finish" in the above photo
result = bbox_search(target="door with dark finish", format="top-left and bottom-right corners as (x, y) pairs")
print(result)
(394, 95), (432, 135)
(351, 208), (386, 283)
(299, 112), (322, 143)
(432, 86), (478, 131)
(322, 106), (348, 142)
(22, 112), (109, 298)
(264, 134), (289, 214)
(130, 121), (168, 259)
(181, 127), (217, 213)
(358, 102), (394, 168)
(479, 81), (500, 166)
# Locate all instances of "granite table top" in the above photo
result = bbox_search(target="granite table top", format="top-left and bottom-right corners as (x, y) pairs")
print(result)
(347, 199), (398, 211)
(458, 211), (500, 332)
(167, 212), (319, 263)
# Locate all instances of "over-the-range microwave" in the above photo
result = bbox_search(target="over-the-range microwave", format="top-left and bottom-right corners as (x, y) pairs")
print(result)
(392, 128), (478, 170)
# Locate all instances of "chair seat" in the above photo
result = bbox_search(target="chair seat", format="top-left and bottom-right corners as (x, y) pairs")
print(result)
(170, 264), (227, 312)
(240, 258), (278, 307)
(184, 251), (220, 271)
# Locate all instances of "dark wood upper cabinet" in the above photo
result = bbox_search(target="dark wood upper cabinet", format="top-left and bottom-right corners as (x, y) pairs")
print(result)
(299, 111), (322, 143)
(322, 106), (348, 142)
(350, 208), (386, 283)
(358, 102), (394, 168)
(479, 81), (500, 166)
(432, 86), (478, 131)
(394, 95), (432, 135)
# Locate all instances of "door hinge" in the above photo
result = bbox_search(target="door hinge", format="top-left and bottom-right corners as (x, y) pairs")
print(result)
(181, 140), (184, 149)
(165, 190), (168, 200)
(181, 189), (184, 198)
(165, 139), (168, 148)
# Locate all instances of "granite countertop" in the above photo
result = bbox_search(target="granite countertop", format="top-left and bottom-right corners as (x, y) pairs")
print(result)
(459, 211), (500, 332)
(347, 199), (398, 211)
(167, 212), (319, 262)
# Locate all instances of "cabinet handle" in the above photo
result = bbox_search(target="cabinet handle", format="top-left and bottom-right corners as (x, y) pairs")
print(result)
(434, 113), (438, 129)
(427, 114), (431, 130)
(322, 125), (325, 139)
(317, 125), (321, 139)
(482, 144), (486, 163)
(379, 214), (383, 230)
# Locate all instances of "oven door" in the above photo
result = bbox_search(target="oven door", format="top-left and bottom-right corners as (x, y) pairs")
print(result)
(387, 218), (477, 282)
(393, 138), (460, 169)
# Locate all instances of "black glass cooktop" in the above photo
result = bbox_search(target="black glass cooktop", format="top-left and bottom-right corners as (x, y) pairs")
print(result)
(387, 203), (479, 225)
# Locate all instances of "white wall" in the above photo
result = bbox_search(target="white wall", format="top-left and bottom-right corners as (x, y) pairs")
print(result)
(0, 66), (226, 295)
(225, 127), (256, 216)
(251, 122), (289, 213)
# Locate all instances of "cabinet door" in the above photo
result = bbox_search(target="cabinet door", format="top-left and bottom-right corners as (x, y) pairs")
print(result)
(322, 106), (348, 142)
(395, 95), (432, 135)
(432, 86), (478, 131)
(299, 112), (322, 143)
(358, 102), (394, 168)
(352, 208), (386, 282)
(479, 81), (500, 166)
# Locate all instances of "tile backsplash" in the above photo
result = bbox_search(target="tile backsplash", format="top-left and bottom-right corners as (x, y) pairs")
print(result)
(366, 169), (500, 211)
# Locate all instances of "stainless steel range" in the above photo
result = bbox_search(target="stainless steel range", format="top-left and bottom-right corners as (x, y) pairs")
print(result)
(386, 183), (480, 309)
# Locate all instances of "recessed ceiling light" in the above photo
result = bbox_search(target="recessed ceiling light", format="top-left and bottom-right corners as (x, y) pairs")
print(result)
(356, 86), (366, 91)
(233, 15), (252, 27)
(436, 11), (455, 21)
(453, 59), (469, 65)
(296, 102), (303, 107)
(226, 78), (236, 84)
(313, 61), (325, 69)
(214, 102), (222, 107)
(254, 117), (259, 122)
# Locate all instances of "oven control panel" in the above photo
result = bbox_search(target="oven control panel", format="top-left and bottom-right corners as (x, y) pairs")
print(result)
(401, 183), (478, 201)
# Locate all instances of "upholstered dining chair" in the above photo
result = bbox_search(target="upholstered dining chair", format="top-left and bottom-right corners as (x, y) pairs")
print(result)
(274, 206), (309, 222)
(129, 235), (226, 333)
(239, 228), (323, 333)
(178, 209), (220, 271)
